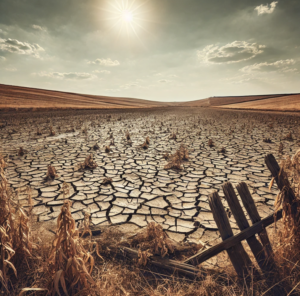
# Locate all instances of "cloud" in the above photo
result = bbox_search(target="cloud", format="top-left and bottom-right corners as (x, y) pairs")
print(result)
(105, 89), (120, 93)
(37, 71), (97, 80)
(159, 79), (171, 83)
(0, 38), (44, 58)
(155, 73), (177, 78)
(255, 1), (278, 15)
(121, 83), (138, 89)
(5, 67), (17, 72)
(0, 56), (6, 61)
(32, 24), (47, 31)
(240, 59), (297, 73)
(120, 78), (145, 89)
(89, 58), (120, 67)
(198, 41), (265, 64)
(93, 70), (111, 74)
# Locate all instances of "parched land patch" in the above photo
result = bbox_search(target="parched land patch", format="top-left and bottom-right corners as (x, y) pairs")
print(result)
(1, 107), (299, 249)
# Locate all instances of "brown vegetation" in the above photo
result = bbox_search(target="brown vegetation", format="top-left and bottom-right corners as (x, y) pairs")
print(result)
(164, 145), (189, 170)
(208, 139), (214, 147)
(284, 132), (293, 141)
(125, 131), (131, 141)
(44, 165), (58, 182)
(0, 154), (33, 292)
(170, 132), (177, 140)
(131, 222), (201, 266)
(49, 126), (55, 136)
(279, 142), (284, 154)
(163, 153), (170, 160)
(47, 200), (95, 295)
(79, 154), (97, 171)
(141, 141), (149, 150)
(93, 143), (100, 150)
(263, 138), (272, 143)
(18, 147), (24, 156)
(102, 178), (112, 186)
(218, 147), (226, 154)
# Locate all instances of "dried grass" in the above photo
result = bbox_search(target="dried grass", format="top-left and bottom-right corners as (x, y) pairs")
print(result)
(102, 178), (112, 186)
(283, 132), (293, 141)
(164, 145), (188, 170)
(163, 153), (170, 160)
(218, 147), (226, 154)
(279, 142), (284, 154)
(49, 126), (55, 136)
(170, 132), (177, 140)
(125, 131), (130, 141)
(263, 151), (300, 295)
(18, 147), (24, 156)
(131, 222), (201, 266)
(0, 154), (33, 292)
(47, 200), (95, 295)
(263, 138), (272, 143)
(79, 154), (98, 171)
(93, 143), (99, 151)
(43, 165), (58, 182)
(141, 141), (149, 150)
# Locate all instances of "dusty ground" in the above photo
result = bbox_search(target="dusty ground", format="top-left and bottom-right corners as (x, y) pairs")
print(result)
(1, 107), (299, 268)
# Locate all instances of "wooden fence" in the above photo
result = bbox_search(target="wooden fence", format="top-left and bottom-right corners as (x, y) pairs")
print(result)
(117, 153), (294, 294)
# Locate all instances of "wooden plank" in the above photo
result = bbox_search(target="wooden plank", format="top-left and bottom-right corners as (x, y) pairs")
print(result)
(265, 153), (297, 214)
(236, 182), (273, 257)
(264, 154), (294, 295)
(223, 182), (267, 271)
(265, 154), (282, 187)
(79, 225), (101, 237)
(184, 209), (282, 265)
(208, 192), (251, 277)
(120, 247), (202, 278)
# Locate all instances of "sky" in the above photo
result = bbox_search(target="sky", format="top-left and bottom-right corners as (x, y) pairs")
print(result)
(0, 0), (299, 102)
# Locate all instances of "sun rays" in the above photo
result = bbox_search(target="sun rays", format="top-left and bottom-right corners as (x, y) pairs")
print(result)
(103, 0), (150, 41)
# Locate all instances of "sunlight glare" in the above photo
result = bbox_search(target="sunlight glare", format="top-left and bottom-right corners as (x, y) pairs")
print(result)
(103, 0), (150, 42)
(123, 11), (133, 22)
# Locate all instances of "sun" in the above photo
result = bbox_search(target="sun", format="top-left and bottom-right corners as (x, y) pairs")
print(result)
(104, 0), (149, 40)
(122, 10), (133, 22)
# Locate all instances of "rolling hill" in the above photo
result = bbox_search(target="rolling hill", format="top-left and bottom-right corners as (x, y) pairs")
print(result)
(181, 93), (300, 111)
(0, 84), (171, 110)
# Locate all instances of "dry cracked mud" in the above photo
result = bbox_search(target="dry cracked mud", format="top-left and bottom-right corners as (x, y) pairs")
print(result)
(1, 107), (299, 255)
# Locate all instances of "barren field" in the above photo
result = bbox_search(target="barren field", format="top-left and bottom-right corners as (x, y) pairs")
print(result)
(0, 84), (170, 110)
(182, 93), (300, 111)
(218, 94), (300, 111)
(1, 107), (299, 270)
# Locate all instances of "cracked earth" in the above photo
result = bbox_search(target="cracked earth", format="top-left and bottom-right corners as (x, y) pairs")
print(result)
(1, 107), (299, 247)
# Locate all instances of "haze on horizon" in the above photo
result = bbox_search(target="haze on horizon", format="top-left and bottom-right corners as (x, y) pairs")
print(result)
(0, 0), (299, 102)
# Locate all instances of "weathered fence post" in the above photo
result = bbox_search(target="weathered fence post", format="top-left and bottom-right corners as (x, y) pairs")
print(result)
(265, 153), (297, 218)
(236, 182), (273, 257)
(209, 192), (251, 277)
(223, 182), (267, 271)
